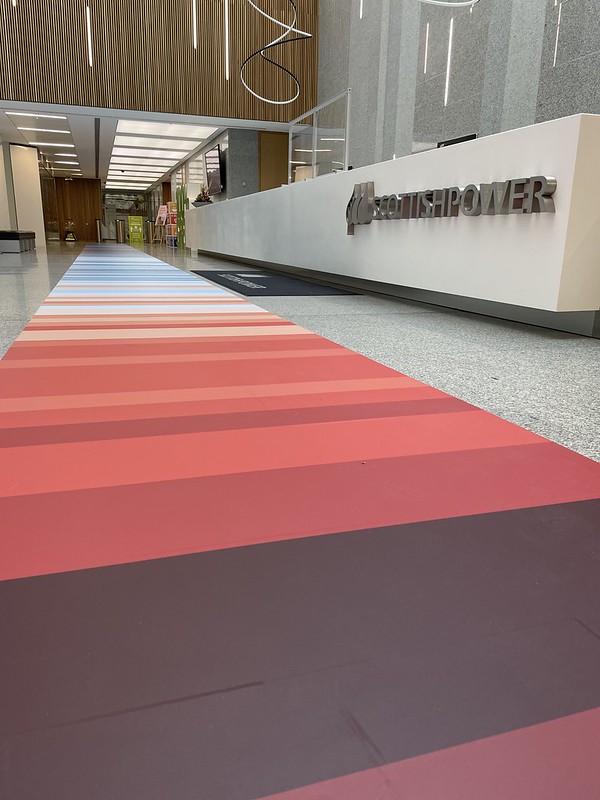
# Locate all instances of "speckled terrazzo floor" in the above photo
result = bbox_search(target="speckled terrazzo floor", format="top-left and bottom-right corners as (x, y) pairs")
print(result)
(1, 243), (598, 461)
(184, 253), (600, 464)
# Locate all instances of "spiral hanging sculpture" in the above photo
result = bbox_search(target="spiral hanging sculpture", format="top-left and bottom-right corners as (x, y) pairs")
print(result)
(240, 0), (312, 106)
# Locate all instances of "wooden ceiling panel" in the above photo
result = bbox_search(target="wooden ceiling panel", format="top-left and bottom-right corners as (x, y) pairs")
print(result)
(0, 0), (318, 122)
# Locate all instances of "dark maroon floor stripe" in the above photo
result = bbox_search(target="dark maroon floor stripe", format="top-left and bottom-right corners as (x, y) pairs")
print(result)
(0, 398), (472, 447)
(1, 500), (600, 800)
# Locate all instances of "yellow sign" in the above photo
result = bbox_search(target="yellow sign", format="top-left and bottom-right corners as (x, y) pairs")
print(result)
(128, 216), (144, 244)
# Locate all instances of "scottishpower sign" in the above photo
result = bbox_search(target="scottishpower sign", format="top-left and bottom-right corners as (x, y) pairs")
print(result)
(346, 176), (556, 234)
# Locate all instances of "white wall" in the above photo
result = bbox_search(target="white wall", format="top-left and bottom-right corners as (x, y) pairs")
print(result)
(187, 115), (600, 313)
(0, 146), (12, 229)
(9, 145), (46, 249)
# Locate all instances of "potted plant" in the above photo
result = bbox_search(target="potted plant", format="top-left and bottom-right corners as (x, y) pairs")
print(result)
(192, 187), (212, 207)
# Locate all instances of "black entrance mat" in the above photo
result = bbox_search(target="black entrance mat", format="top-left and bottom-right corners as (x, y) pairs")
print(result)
(192, 269), (356, 296)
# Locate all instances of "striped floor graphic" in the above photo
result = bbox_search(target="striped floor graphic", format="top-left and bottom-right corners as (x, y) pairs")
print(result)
(1, 245), (600, 799)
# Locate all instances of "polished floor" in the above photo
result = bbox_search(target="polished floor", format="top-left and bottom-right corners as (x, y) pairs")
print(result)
(1, 244), (600, 799)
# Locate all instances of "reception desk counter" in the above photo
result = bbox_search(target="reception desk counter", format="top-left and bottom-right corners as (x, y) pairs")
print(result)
(187, 115), (600, 334)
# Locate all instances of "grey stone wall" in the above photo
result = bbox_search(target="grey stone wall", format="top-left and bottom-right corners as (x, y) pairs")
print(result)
(188, 130), (259, 203)
(318, 0), (600, 168)
(226, 130), (259, 199)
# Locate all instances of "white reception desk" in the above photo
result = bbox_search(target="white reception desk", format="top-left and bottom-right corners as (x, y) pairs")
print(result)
(187, 115), (600, 332)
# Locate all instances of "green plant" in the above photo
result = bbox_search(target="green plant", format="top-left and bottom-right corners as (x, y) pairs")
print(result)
(195, 186), (212, 203)
(176, 185), (188, 250)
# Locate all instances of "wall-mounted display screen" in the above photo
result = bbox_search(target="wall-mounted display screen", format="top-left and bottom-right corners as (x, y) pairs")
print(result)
(205, 145), (223, 195)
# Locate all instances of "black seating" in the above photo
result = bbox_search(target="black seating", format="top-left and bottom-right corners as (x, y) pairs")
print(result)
(0, 230), (36, 253)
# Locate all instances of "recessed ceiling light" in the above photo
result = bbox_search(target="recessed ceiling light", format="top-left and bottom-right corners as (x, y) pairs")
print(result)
(113, 135), (198, 150)
(29, 142), (75, 147)
(18, 127), (71, 134)
(55, 161), (79, 165)
(6, 112), (67, 120)
(104, 175), (151, 181)
(108, 161), (167, 169)
(116, 120), (217, 139)
(54, 152), (78, 157)
(110, 158), (176, 167)
(113, 147), (186, 159)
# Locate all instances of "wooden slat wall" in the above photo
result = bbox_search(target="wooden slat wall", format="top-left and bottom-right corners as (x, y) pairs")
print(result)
(259, 131), (289, 190)
(0, 0), (318, 122)
(55, 178), (103, 242)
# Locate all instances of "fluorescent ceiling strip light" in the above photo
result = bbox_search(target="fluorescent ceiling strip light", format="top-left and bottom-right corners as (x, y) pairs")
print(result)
(320, 138), (345, 141)
(192, 0), (198, 49)
(54, 152), (78, 157)
(110, 158), (176, 166)
(553, 2), (562, 68)
(295, 149), (332, 152)
(224, 0), (230, 80)
(113, 135), (198, 149)
(359, 0), (363, 19)
(86, 4), (93, 67)
(112, 147), (187, 159)
(105, 174), (152, 180)
(108, 169), (165, 174)
(444, 17), (454, 107)
(116, 120), (217, 138)
(18, 127), (70, 134)
(55, 161), (79, 165)
(29, 142), (75, 147)
(109, 172), (166, 178)
(424, 22), (430, 74)
(6, 112), (67, 119)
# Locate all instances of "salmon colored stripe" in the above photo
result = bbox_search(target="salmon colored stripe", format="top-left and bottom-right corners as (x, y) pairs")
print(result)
(257, 707), (600, 800)
(0, 377), (422, 413)
(0, 386), (443, 429)
(3, 336), (332, 358)
(17, 325), (307, 341)
(1, 444), (599, 581)
(0, 411), (541, 498)
(0, 348), (352, 370)
(27, 315), (271, 325)
(9, 333), (319, 348)
(25, 321), (289, 333)
(0, 355), (394, 398)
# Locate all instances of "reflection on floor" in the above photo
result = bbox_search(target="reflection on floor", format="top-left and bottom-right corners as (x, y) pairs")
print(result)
(1, 244), (600, 799)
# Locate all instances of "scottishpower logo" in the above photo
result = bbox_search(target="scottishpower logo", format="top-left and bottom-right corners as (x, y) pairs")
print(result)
(346, 182), (376, 233)
(346, 176), (556, 235)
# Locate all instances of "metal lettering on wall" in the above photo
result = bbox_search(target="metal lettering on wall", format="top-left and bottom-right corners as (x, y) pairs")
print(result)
(346, 177), (556, 235)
